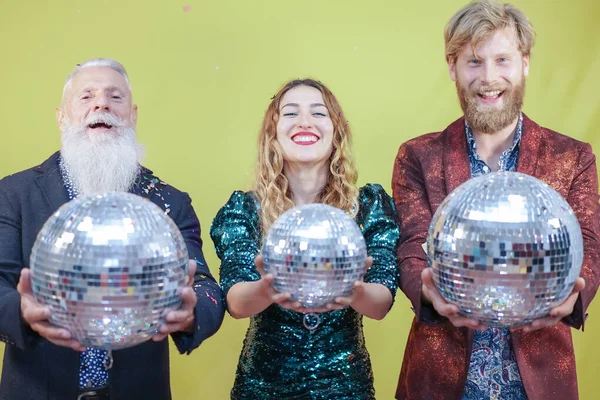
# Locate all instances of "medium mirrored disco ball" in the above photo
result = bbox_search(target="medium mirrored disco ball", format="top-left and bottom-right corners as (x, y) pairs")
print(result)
(262, 204), (367, 308)
(30, 192), (189, 350)
(427, 172), (583, 326)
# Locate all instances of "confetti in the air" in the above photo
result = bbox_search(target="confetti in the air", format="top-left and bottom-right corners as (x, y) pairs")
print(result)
(183, 5), (191, 12)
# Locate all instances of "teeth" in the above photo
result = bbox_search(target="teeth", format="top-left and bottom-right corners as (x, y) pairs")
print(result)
(293, 136), (318, 143)
(480, 90), (501, 97)
(89, 123), (112, 128)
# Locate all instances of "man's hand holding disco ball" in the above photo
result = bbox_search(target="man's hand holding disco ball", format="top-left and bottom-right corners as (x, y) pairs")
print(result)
(421, 269), (586, 333)
(421, 267), (488, 331)
(18, 259), (200, 348)
(152, 259), (199, 341)
(18, 267), (87, 351)
(516, 277), (585, 333)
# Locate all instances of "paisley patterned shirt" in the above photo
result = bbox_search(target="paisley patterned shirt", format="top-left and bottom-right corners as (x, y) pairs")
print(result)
(462, 114), (528, 400)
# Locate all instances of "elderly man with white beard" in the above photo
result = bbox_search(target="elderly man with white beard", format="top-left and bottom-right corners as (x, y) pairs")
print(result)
(0, 58), (225, 400)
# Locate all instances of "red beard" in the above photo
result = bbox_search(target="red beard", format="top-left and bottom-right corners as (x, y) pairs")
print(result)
(456, 76), (525, 134)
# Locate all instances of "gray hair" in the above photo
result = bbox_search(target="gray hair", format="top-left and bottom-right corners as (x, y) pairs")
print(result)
(62, 58), (131, 100)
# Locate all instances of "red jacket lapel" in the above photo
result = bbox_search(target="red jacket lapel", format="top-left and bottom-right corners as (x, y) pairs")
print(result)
(516, 114), (542, 176)
(443, 114), (542, 194)
(443, 116), (472, 195)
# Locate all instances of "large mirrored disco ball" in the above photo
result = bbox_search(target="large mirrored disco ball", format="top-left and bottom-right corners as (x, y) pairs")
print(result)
(262, 204), (367, 308)
(427, 172), (583, 326)
(30, 192), (189, 350)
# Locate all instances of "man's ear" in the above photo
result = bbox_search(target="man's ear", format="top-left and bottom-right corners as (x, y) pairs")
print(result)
(522, 54), (530, 77)
(56, 107), (66, 131)
(449, 60), (457, 82)
(132, 104), (138, 127)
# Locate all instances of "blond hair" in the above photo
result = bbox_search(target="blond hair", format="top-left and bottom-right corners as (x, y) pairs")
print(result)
(444, 0), (535, 63)
(255, 79), (359, 235)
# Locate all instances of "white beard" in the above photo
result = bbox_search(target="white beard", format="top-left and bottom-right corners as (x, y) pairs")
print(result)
(60, 113), (145, 195)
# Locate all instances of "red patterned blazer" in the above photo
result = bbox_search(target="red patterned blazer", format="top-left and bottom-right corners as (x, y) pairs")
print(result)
(392, 114), (600, 400)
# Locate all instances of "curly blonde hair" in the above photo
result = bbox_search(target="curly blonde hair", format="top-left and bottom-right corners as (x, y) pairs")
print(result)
(255, 79), (359, 235)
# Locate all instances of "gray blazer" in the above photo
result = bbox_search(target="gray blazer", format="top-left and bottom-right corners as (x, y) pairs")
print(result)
(0, 152), (224, 400)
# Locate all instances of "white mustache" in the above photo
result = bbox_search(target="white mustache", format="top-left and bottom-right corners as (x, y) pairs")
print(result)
(83, 112), (123, 128)
(60, 123), (144, 195)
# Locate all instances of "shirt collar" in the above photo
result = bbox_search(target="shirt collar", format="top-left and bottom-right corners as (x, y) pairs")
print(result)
(465, 113), (523, 159)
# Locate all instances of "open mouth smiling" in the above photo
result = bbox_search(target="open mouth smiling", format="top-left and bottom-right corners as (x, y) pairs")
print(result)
(477, 90), (505, 100)
(88, 122), (113, 129)
(291, 132), (319, 145)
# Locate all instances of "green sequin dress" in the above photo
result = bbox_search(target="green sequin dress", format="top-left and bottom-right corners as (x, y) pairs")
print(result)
(210, 184), (399, 400)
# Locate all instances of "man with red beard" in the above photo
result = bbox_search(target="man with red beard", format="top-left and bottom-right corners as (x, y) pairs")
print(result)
(392, 1), (600, 399)
(0, 58), (225, 400)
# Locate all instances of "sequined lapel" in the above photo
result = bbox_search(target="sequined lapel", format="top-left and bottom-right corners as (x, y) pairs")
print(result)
(443, 116), (472, 195)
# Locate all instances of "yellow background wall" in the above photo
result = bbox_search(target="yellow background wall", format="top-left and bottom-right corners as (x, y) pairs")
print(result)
(1, 0), (599, 398)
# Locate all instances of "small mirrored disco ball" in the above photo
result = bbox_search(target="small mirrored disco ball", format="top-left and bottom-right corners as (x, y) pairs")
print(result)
(262, 204), (367, 309)
(427, 172), (583, 326)
(30, 192), (189, 350)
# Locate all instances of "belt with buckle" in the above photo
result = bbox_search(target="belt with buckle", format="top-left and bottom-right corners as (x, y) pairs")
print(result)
(77, 385), (110, 400)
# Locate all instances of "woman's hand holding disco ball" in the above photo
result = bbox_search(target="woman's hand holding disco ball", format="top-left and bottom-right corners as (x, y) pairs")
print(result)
(319, 257), (372, 312)
(254, 255), (379, 316)
(152, 260), (199, 341)
(224, 255), (301, 319)
(18, 268), (86, 351)
(228, 204), (378, 320)
(326, 257), (395, 320)
(253, 254), (305, 311)
(285, 257), (373, 314)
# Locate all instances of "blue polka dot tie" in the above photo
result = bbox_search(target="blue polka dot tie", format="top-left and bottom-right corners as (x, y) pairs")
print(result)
(79, 348), (109, 388)
(59, 158), (110, 389)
